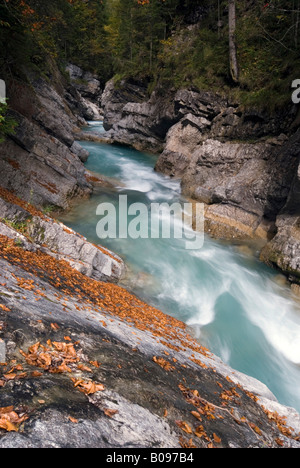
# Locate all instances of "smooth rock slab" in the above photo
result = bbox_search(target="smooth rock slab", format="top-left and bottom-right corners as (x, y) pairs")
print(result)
(0, 254), (299, 448)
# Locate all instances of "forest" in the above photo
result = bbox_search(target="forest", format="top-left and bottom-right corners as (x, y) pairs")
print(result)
(0, 0), (300, 110)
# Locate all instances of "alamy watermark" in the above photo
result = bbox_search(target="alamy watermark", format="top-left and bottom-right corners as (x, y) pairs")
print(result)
(292, 79), (300, 104)
(0, 79), (6, 104)
(96, 196), (205, 250)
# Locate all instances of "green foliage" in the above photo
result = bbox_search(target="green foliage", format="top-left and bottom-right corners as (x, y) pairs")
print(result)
(155, 26), (229, 92)
(143, 0), (300, 111)
(0, 0), (111, 82)
(104, 0), (181, 79)
(0, 0), (300, 111)
(0, 102), (17, 143)
(234, 0), (300, 110)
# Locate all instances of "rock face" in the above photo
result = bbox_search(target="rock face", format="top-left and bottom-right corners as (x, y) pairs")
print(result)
(0, 190), (125, 283)
(167, 136), (298, 241)
(260, 130), (300, 285)
(101, 78), (300, 282)
(0, 110), (91, 210)
(156, 94), (300, 280)
(0, 235), (299, 448)
(65, 63), (103, 121)
(0, 67), (94, 210)
(101, 78), (165, 152)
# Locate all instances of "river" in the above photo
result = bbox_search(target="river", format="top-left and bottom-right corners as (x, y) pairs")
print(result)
(59, 121), (300, 413)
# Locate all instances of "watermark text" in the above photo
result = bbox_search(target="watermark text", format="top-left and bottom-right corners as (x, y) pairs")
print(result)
(96, 196), (205, 250)
(292, 79), (300, 104)
(0, 79), (6, 104)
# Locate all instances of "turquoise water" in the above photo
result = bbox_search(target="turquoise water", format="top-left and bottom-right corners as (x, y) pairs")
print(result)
(60, 128), (300, 413)
(82, 121), (106, 134)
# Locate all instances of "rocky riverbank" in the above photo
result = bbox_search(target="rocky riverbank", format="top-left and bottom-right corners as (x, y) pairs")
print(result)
(0, 229), (300, 448)
(0, 173), (298, 448)
(101, 78), (300, 288)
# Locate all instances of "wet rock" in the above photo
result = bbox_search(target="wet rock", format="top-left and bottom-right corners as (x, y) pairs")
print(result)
(260, 214), (300, 284)
(156, 128), (298, 245)
(101, 81), (227, 153)
(102, 78), (149, 132)
(70, 141), (89, 163)
(29, 217), (125, 282)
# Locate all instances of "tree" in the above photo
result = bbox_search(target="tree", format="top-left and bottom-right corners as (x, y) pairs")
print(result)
(228, 0), (239, 83)
(104, 0), (180, 77)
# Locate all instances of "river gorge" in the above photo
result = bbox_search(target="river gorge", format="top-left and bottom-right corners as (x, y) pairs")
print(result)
(0, 63), (300, 448)
(60, 121), (300, 415)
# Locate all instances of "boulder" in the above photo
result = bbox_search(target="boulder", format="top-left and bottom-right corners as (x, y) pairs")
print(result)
(0, 195), (125, 283)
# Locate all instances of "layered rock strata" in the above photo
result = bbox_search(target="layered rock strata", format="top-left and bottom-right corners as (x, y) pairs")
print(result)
(0, 67), (94, 210)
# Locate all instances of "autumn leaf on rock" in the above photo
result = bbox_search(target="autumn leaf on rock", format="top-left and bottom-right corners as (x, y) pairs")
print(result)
(69, 416), (79, 424)
(72, 378), (105, 395)
(103, 408), (118, 418)
(175, 420), (193, 435)
(0, 407), (28, 433)
(28, 342), (40, 354)
(249, 422), (262, 435)
(31, 371), (43, 377)
(213, 433), (222, 444)
(90, 360), (101, 368)
(3, 373), (17, 380)
(77, 363), (92, 373)
(152, 356), (175, 372)
(194, 425), (207, 439)
(191, 410), (202, 421)
(179, 436), (196, 449)
(38, 352), (52, 367)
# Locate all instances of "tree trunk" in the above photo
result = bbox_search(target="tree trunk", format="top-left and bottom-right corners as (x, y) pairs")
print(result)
(295, 0), (300, 48)
(228, 0), (239, 83)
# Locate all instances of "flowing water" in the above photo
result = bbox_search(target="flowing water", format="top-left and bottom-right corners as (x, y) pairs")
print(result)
(60, 121), (300, 413)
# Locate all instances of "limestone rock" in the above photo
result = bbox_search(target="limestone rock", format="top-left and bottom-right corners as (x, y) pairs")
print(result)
(0, 252), (299, 448)
(65, 63), (103, 121)
(0, 111), (91, 210)
(0, 67), (93, 210)
(0, 196), (125, 283)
